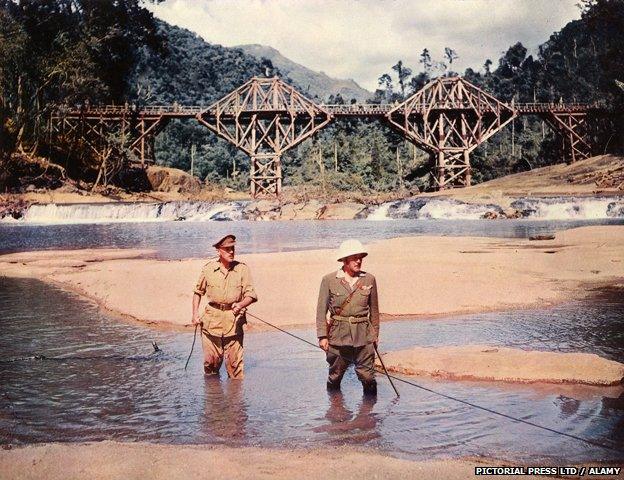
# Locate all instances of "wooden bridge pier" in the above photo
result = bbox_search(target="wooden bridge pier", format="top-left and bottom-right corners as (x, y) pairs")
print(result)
(386, 77), (516, 189)
(50, 108), (169, 167)
(545, 112), (592, 164)
(196, 77), (331, 196)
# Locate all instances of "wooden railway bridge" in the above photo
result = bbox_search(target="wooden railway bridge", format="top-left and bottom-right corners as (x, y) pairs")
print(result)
(50, 76), (603, 197)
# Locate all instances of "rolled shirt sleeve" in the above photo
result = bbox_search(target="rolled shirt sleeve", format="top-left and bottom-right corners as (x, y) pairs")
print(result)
(240, 264), (258, 301)
(316, 276), (330, 338)
(194, 272), (207, 296)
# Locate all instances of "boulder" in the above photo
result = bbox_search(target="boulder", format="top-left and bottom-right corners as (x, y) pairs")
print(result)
(243, 199), (281, 221)
(502, 207), (523, 219)
(318, 202), (367, 220)
(146, 166), (201, 194)
(280, 200), (323, 220)
(0, 199), (29, 220)
(481, 211), (500, 219)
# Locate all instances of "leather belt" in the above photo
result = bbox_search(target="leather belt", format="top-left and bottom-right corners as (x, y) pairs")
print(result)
(331, 315), (368, 324)
(209, 301), (233, 311)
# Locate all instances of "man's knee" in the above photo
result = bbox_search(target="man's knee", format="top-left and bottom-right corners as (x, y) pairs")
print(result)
(203, 360), (220, 376)
(225, 338), (244, 379)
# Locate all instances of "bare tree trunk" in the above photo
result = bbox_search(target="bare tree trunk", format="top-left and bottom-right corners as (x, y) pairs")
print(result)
(92, 150), (111, 191)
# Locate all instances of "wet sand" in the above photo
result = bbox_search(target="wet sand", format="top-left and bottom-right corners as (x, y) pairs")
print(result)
(379, 346), (624, 386)
(0, 442), (552, 480)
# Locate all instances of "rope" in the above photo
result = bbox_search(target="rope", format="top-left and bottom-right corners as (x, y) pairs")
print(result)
(245, 311), (622, 454)
(184, 323), (199, 371)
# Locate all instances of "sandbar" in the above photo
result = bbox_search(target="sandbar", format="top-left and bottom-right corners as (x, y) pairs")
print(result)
(0, 226), (622, 332)
(0, 442), (553, 480)
(378, 345), (624, 386)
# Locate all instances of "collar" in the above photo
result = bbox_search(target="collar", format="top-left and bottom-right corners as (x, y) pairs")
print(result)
(335, 269), (365, 279)
(212, 260), (238, 272)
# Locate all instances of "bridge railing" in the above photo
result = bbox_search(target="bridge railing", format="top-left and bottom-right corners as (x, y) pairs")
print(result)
(53, 101), (600, 117)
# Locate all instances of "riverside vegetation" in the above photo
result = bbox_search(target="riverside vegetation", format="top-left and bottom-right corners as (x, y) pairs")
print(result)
(0, 0), (623, 198)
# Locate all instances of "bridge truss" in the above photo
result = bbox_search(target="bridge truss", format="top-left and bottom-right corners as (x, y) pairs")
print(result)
(50, 76), (602, 196)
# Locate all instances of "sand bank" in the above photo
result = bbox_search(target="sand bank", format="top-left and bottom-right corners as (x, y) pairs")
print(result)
(0, 226), (622, 332)
(0, 442), (552, 480)
(379, 346), (624, 386)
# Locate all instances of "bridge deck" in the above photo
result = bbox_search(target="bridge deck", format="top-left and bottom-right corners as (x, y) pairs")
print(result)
(53, 102), (600, 119)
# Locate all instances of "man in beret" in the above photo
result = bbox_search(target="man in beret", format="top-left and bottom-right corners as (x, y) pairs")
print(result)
(192, 234), (257, 379)
(316, 239), (380, 395)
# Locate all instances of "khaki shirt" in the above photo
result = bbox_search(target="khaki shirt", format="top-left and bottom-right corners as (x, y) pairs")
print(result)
(316, 269), (380, 347)
(194, 258), (258, 337)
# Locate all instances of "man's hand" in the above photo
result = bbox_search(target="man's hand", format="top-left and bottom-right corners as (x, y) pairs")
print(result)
(232, 302), (244, 316)
(192, 313), (202, 326)
(319, 338), (329, 351)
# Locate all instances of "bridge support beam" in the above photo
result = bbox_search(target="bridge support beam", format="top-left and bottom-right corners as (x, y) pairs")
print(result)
(543, 112), (591, 164)
(387, 77), (516, 190)
(128, 117), (170, 165)
(197, 77), (331, 198)
(50, 111), (167, 169)
(250, 153), (282, 196)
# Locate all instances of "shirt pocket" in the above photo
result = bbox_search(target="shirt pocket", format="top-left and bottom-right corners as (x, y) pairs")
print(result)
(354, 286), (372, 307)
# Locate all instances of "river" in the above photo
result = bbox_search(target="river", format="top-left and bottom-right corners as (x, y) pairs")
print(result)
(0, 214), (623, 464)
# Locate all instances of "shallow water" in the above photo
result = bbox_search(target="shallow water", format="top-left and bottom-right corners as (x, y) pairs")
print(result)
(1, 278), (622, 463)
(1, 218), (623, 259)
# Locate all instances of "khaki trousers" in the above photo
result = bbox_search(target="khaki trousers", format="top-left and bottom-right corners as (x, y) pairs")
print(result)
(201, 332), (244, 379)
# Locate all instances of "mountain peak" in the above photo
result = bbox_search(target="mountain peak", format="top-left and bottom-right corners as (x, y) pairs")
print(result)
(236, 44), (372, 102)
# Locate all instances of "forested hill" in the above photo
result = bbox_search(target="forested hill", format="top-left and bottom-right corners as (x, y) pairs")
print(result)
(129, 23), (373, 105)
(237, 44), (372, 102)
(129, 21), (266, 106)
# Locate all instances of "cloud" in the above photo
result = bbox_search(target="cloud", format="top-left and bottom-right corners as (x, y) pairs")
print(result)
(148, 0), (580, 91)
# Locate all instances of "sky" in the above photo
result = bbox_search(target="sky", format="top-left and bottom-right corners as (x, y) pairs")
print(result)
(148, 0), (581, 92)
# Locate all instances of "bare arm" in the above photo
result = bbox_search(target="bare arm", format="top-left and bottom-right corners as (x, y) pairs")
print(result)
(192, 274), (207, 325)
(232, 295), (256, 315)
(192, 293), (203, 325)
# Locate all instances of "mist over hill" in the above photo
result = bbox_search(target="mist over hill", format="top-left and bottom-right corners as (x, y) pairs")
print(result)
(237, 44), (372, 103)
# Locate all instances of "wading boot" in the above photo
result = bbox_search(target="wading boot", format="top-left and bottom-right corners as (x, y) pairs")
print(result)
(362, 380), (377, 396)
(326, 380), (341, 391)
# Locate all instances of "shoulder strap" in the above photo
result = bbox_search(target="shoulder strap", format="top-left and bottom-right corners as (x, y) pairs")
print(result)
(334, 278), (363, 315)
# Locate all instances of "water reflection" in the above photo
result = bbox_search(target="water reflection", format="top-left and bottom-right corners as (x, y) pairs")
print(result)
(555, 395), (581, 418)
(202, 377), (248, 441)
(314, 392), (380, 443)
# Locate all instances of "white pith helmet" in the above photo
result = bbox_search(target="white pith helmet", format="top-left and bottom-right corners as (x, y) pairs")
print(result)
(336, 239), (368, 262)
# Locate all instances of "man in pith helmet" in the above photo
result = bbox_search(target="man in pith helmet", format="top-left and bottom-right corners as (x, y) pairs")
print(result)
(192, 234), (257, 379)
(316, 239), (380, 395)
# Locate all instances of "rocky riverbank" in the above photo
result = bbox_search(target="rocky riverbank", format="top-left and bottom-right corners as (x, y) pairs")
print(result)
(2, 155), (623, 222)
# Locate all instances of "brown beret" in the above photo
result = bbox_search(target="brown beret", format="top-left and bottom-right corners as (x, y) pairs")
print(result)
(213, 234), (236, 249)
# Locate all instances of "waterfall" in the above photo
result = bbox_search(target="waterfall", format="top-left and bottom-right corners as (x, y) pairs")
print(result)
(5, 196), (624, 224)
(366, 196), (624, 220)
(17, 202), (246, 224)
